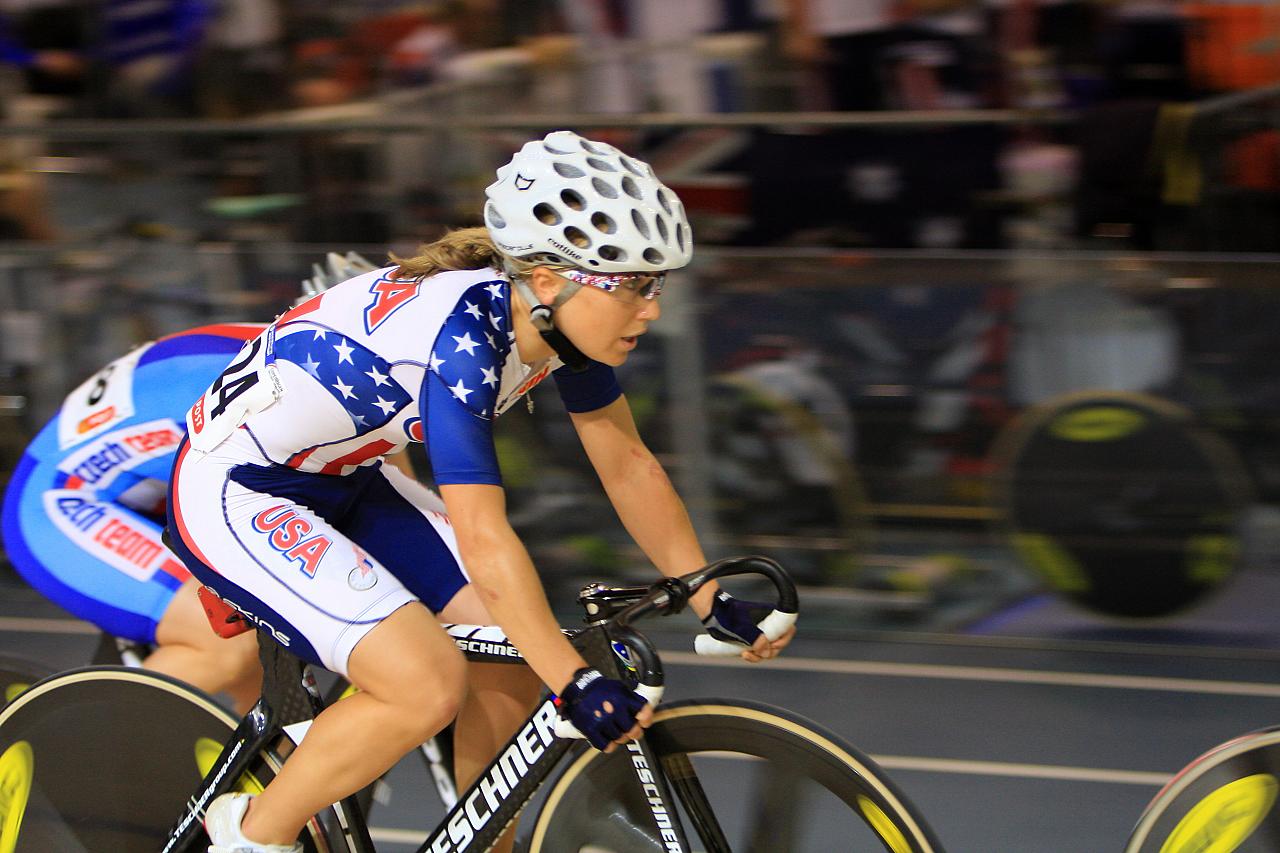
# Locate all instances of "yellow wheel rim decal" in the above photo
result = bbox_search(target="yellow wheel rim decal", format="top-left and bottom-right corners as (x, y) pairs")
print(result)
(195, 737), (265, 794)
(0, 741), (34, 853)
(857, 794), (912, 853)
(1160, 773), (1277, 853)
(1049, 406), (1146, 442)
(2, 685), (29, 705)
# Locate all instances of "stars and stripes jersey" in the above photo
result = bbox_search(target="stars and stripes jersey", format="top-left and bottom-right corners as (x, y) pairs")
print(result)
(232, 266), (623, 484)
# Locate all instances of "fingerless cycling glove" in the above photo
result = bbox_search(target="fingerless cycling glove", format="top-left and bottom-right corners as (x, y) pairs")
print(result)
(555, 667), (647, 750)
(701, 590), (770, 647)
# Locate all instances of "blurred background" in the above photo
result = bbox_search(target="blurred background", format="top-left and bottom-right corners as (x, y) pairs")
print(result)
(1, 0), (1280, 660)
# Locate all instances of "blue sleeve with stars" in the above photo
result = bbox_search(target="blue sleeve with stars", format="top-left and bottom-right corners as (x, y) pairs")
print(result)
(422, 281), (511, 486)
(552, 361), (623, 413)
(421, 370), (501, 485)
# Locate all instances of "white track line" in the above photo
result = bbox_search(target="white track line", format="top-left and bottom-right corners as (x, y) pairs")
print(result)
(662, 651), (1280, 698)
(370, 827), (428, 845)
(871, 755), (1168, 786)
(0, 616), (97, 635)
(3, 616), (1278, 698)
(626, 749), (1171, 787)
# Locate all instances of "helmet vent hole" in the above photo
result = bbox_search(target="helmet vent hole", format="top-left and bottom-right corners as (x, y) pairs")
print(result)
(591, 177), (619, 199)
(560, 189), (587, 211)
(655, 215), (669, 243)
(586, 157), (616, 172)
(485, 203), (506, 229)
(657, 191), (674, 216)
(621, 176), (642, 200)
(533, 203), (562, 225)
(581, 139), (613, 155)
(643, 248), (665, 266)
(620, 157), (646, 177)
(563, 226), (591, 248)
(591, 211), (617, 234)
(599, 245), (625, 262)
(676, 223), (686, 251)
(554, 162), (586, 179)
(630, 208), (651, 238)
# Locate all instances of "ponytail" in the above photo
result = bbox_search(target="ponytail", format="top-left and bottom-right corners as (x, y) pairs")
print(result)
(390, 227), (503, 280)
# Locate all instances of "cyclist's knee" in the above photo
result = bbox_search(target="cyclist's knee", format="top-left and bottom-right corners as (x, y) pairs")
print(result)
(374, 652), (466, 746)
(349, 624), (468, 741)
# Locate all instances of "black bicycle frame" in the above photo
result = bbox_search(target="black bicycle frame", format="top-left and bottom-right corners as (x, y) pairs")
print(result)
(416, 617), (694, 853)
(163, 635), (378, 853)
(162, 556), (796, 853)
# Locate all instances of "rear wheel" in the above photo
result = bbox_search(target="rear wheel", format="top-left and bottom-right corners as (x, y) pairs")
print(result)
(0, 667), (343, 852)
(521, 699), (944, 852)
(0, 656), (55, 707)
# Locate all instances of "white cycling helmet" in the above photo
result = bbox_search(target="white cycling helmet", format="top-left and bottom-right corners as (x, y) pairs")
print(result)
(484, 130), (692, 273)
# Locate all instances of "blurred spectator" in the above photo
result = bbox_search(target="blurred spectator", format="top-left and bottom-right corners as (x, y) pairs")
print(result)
(879, 0), (995, 110)
(96, 0), (212, 116)
(0, 165), (56, 241)
(0, 0), (89, 101)
(781, 0), (998, 111)
(782, 0), (896, 110)
(198, 0), (285, 117)
(383, 7), (459, 87)
(287, 22), (370, 107)
(0, 0), (213, 116)
(1099, 0), (1188, 101)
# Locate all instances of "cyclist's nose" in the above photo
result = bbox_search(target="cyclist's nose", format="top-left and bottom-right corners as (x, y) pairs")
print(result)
(637, 296), (662, 320)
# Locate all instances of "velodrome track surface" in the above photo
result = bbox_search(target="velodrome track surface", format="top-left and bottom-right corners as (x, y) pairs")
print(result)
(4, 574), (1280, 852)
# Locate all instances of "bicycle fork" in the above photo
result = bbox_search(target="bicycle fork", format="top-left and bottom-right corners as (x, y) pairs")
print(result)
(583, 625), (703, 853)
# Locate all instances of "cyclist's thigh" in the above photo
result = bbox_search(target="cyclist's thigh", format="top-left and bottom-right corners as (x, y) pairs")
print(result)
(169, 446), (420, 677)
(1, 454), (188, 644)
(341, 462), (469, 614)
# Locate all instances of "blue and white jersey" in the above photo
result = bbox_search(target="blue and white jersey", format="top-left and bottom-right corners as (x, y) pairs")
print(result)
(1, 324), (264, 642)
(189, 267), (622, 484)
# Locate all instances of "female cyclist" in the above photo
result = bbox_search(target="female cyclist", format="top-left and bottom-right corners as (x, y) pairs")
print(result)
(168, 130), (794, 853)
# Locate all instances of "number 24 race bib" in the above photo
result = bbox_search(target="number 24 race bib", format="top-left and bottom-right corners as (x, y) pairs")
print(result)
(186, 328), (284, 454)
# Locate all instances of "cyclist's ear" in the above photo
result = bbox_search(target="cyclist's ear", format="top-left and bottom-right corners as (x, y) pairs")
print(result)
(528, 266), (566, 305)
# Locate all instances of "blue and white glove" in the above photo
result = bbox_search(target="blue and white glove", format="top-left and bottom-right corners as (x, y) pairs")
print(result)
(701, 590), (772, 647)
(555, 668), (648, 750)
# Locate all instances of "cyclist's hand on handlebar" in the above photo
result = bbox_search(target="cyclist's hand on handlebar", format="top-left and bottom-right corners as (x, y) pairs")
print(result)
(744, 625), (794, 662)
(703, 590), (795, 662)
(555, 667), (653, 752)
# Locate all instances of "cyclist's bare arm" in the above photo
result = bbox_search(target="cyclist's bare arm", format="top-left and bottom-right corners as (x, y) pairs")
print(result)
(569, 396), (711, 607)
(569, 395), (795, 660)
(439, 481), (594, 693)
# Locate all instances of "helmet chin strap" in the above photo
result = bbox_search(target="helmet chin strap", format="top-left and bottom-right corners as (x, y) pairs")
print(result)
(510, 271), (593, 373)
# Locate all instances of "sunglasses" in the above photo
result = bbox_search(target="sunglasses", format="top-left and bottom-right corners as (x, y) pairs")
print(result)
(561, 269), (666, 302)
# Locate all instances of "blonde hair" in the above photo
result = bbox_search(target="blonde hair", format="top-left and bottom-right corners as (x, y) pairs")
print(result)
(390, 227), (502, 280)
(391, 226), (575, 283)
